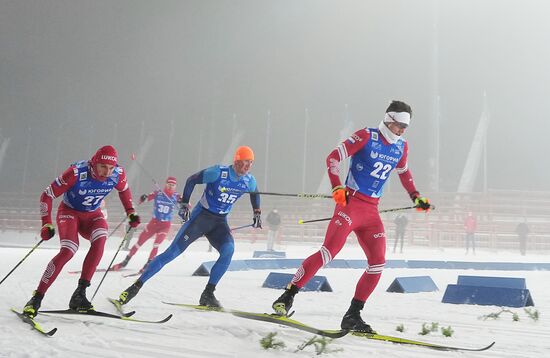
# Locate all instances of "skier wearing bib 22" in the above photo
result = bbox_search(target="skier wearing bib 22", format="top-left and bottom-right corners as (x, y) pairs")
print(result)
(116, 146), (261, 307)
(271, 100), (431, 333)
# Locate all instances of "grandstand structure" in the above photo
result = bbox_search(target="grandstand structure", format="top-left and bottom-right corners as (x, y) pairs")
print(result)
(1, 190), (549, 252)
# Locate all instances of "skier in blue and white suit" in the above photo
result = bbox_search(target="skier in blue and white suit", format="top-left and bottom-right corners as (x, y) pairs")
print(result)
(116, 146), (261, 307)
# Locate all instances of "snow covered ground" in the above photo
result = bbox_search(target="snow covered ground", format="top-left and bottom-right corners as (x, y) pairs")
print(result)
(0, 230), (549, 358)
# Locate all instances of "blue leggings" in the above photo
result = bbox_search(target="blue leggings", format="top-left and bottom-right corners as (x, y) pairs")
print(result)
(139, 208), (234, 285)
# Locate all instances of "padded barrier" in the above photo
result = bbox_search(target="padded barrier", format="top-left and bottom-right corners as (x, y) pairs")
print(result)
(442, 275), (534, 307)
(262, 272), (332, 292)
(253, 250), (286, 258)
(442, 285), (534, 307)
(192, 259), (550, 276)
(386, 276), (438, 293)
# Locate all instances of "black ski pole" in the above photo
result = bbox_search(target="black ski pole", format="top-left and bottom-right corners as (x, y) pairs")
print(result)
(90, 225), (136, 302)
(0, 239), (44, 286)
(298, 205), (434, 224)
(220, 187), (332, 199)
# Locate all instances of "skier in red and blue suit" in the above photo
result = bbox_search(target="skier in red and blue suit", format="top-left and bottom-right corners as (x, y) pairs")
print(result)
(112, 176), (181, 272)
(22, 145), (140, 317)
(272, 100), (431, 333)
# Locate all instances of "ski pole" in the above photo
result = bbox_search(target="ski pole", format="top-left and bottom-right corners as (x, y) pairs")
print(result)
(90, 225), (136, 302)
(230, 223), (254, 232)
(0, 239), (44, 286)
(220, 188), (332, 199)
(131, 153), (177, 206)
(298, 204), (434, 224)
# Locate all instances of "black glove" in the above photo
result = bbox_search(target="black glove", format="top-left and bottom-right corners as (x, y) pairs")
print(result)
(128, 212), (141, 228)
(179, 202), (191, 222)
(139, 194), (148, 203)
(252, 209), (262, 228)
(411, 193), (431, 212)
(40, 223), (55, 241)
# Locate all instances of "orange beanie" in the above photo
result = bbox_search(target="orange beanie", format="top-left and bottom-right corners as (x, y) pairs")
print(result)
(234, 146), (254, 161)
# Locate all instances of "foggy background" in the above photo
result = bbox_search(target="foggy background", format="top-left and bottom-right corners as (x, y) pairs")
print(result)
(1, 0), (549, 196)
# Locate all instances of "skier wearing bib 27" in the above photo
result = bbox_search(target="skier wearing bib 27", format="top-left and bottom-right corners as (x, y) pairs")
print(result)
(111, 176), (181, 273)
(272, 101), (431, 333)
(23, 145), (140, 317)
(116, 146), (262, 307)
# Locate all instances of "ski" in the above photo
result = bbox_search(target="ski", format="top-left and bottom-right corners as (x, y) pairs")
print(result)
(121, 271), (142, 278)
(11, 308), (57, 336)
(39, 308), (172, 324)
(68, 268), (131, 274)
(163, 302), (494, 351)
(351, 332), (495, 352)
(162, 302), (347, 339)
(107, 297), (134, 316)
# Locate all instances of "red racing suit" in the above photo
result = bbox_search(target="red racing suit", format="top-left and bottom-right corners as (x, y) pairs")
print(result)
(291, 128), (420, 302)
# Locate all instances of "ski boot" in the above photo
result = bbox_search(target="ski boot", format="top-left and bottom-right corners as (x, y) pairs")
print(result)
(111, 255), (131, 271)
(272, 284), (299, 316)
(23, 291), (44, 318)
(118, 280), (143, 305)
(199, 283), (221, 307)
(69, 279), (95, 312)
(340, 298), (376, 334)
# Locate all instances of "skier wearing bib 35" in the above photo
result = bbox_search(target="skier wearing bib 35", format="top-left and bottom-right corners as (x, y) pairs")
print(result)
(116, 146), (262, 308)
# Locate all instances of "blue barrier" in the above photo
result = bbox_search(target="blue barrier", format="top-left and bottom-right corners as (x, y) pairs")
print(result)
(244, 259), (281, 270)
(457, 275), (526, 289)
(192, 259), (550, 276)
(253, 250), (286, 258)
(386, 276), (438, 293)
(262, 272), (332, 292)
(442, 285), (534, 307)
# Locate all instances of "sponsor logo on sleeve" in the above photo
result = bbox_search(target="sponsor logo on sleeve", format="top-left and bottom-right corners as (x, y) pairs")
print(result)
(79, 172), (87, 181)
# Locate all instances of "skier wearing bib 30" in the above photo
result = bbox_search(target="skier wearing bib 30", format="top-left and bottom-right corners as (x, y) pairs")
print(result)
(111, 176), (181, 273)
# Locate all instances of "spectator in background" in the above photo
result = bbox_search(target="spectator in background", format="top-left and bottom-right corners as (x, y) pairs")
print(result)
(464, 212), (477, 254)
(266, 209), (282, 251)
(516, 219), (529, 256)
(393, 213), (408, 253)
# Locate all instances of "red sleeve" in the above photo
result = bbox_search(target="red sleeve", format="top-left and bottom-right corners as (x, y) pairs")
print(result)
(395, 141), (420, 199)
(40, 166), (78, 225)
(146, 192), (157, 201)
(114, 167), (135, 215)
(326, 128), (371, 189)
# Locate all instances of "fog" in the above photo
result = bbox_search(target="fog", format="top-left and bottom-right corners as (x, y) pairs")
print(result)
(1, 0), (550, 195)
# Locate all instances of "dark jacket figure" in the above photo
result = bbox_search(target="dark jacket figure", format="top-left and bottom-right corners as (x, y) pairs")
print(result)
(516, 222), (529, 256)
(464, 212), (477, 254)
(393, 214), (408, 253)
(266, 209), (282, 251)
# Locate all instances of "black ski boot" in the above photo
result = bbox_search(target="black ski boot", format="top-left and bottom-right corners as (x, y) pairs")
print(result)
(199, 283), (221, 307)
(111, 255), (131, 271)
(69, 279), (94, 311)
(118, 280), (143, 305)
(23, 291), (44, 318)
(341, 298), (376, 334)
(272, 284), (299, 316)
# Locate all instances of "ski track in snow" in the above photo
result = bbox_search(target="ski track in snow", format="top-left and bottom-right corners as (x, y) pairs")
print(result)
(1, 232), (549, 358)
